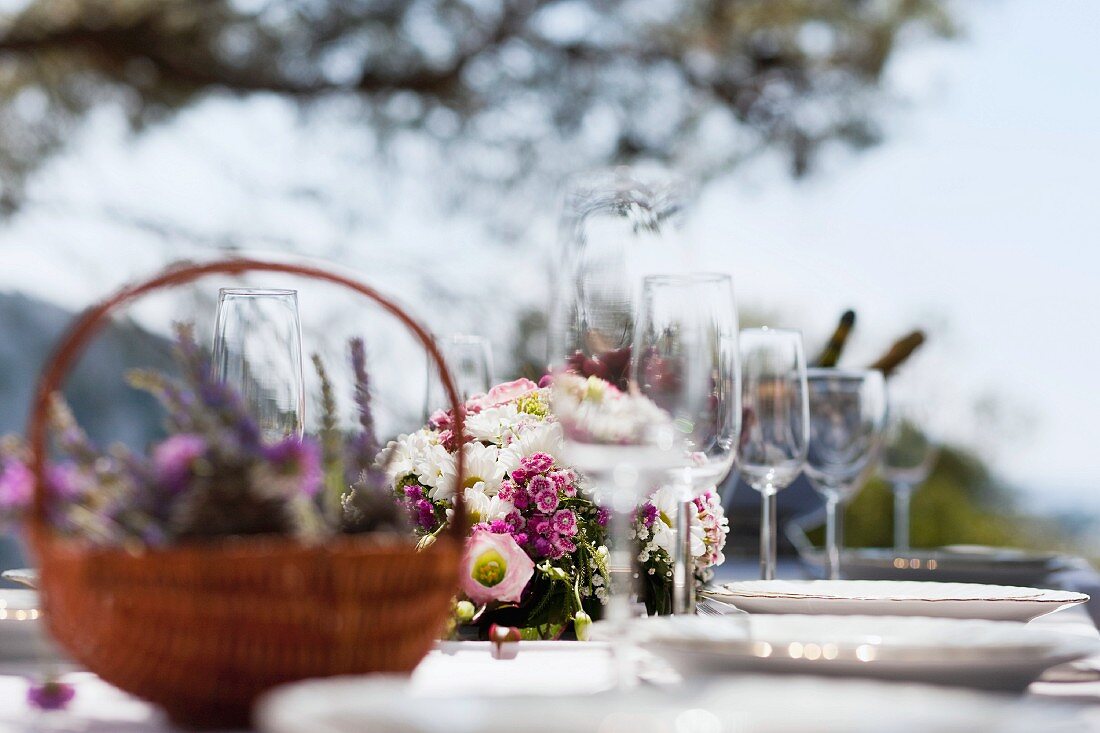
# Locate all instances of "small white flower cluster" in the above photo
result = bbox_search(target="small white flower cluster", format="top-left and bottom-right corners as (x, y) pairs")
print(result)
(551, 373), (672, 445)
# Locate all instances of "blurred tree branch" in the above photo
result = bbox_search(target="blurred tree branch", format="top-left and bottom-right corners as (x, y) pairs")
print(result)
(0, 0), (955, 213)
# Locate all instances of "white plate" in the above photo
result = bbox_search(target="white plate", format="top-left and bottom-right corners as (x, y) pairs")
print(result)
(0, 589), (54, 662)
(1, 568), (38, 589)
(801, 547), (1077, 586)
(257, 673), (1075, 733)
(629, 614), (1100, 692)
(703, 580), (1088, 621)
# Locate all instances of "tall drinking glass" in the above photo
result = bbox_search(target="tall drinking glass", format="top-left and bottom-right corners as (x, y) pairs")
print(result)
(424, 334), (494, 418)
(548, 165), (689, 683)
(805, 368), (887, 580)
(212, 288), (305, 441)
(738, 329), (809, 580)
(633, 274), (739, 613)
(881, 406), (938, 552)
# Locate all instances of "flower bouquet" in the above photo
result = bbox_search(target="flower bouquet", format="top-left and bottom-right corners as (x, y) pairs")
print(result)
(370, 374), (729, 638)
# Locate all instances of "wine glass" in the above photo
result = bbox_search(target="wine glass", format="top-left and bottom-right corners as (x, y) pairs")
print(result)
(805, 368), (887, 580)
(548, 165), (690, 683)
(212, 288), (305, 440)
(632, 274), (740, 613)
(881, 402), (938, 552)
(738, 329), (810, 580)
(424, 334), (494, 418)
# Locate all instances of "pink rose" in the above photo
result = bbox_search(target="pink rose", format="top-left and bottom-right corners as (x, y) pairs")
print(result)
(465, 378), (539, 411)
(461, 530), (535, 606)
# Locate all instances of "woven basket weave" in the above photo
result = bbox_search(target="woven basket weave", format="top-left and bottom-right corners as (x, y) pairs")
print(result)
(25, 258), (467, 728)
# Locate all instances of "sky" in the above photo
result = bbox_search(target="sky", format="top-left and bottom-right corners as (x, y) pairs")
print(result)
(0, 0), (1098, 511)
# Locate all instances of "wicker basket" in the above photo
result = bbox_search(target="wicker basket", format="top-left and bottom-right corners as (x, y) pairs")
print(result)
(25, 258), (468, 728)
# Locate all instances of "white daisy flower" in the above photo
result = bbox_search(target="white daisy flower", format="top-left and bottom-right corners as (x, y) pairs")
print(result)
(464, 404), (523, 446)
(427, 441), (509, 501)
(501, 420), (565, 467)
(463, 487), (515, 524)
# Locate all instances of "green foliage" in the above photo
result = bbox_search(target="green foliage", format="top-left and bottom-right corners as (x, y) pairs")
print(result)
(0, 0), (955, 212)
(812, 446), (1024, 549)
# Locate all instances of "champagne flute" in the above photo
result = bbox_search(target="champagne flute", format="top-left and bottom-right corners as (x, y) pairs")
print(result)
(424, 334), (494, 418)
(548, 165), (689, 684)
(738, 329), (809, 580)
(212, 288), (305, 440)
(805, 368), (887, 580)
(632, 274), (739, 613)
(881, 403), (938, 552)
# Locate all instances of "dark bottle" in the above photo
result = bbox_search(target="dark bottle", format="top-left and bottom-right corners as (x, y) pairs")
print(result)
(869, 330), (927, 378)
(812, 310), (856, 367)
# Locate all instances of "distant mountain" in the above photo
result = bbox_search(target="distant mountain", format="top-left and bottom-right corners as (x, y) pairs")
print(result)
(0, 290), (175, 577)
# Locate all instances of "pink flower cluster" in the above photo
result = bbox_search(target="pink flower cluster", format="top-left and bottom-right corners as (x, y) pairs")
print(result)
(401, 484), (437, 530)
(692, 489), (729, 569)
(483, 452), (581, 560)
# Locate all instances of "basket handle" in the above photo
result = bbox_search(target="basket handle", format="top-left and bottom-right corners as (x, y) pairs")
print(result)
(26, 256), (467, 537)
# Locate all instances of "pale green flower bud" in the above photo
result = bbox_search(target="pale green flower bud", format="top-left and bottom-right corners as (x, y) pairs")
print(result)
(455, 600), (476, 625)
(573, 611), (593, 641)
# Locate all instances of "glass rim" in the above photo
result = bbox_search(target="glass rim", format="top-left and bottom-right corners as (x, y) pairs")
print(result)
(643, 272), (731, 287)
(219, 288), (298, 297)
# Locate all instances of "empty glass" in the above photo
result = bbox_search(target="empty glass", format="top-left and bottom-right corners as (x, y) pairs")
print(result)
(805, 368), (887, 580)
(212, 288), (305, 440)
(548, 165), (690, 684)
(424, 334), (494, 418)
(881, 404), (938, 552)
(738, 329), (810, 580)
(633, 274), (739, 613)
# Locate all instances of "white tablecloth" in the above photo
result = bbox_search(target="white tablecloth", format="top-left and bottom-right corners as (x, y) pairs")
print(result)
(3, 607), (1100, 732)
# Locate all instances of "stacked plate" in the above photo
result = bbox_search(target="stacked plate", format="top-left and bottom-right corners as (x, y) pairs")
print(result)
(703, 579), (1089, 621)
(799, 545), (1080, 586)
(626, 614), (1100, 692)
(0, 589), (53, 663)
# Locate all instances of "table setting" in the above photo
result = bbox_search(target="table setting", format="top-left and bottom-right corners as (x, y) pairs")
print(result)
(0, 167), (1099, 732)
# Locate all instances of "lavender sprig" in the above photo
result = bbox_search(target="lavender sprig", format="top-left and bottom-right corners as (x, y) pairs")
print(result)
(349, 338), (378, 457)
(311, 353), (345, 522)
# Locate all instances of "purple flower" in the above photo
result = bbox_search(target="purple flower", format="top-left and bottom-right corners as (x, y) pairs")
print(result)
(520, 452), (554, 475)
(152, 434), (207, 493)
(527, 474), (553, 497)
(551, 509), (578, 537)
(27, 679), (75, 711)
(640, 503), (658, 528)
(513, 531), (529, 546)
(489, 519), (509, 534)
(529, 515), (551, 537)
(534, 488), (559, 514)
(533, 536), (553, 557)
(0, 459), (33, 514)
(510, 468), (528, 486)
(538, 374), (553, 388)
(552, 533), (576, 554)
(263, 437), (323, 497)
(45, 462), (84, 500)
(512, 491), (530, 510)
(505, 511), (526, 530)
(497, 480), (517, 502)
(596, 507), (610, 527)
(415, 499), (436, 530)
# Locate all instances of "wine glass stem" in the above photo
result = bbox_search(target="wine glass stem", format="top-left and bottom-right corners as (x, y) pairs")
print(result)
(606, 470), (639, 688)
(825, 492), (842, 581)
(673, 495), (695, 615)
(760, 489), (778, 580)
(893, 482), (912, 552)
